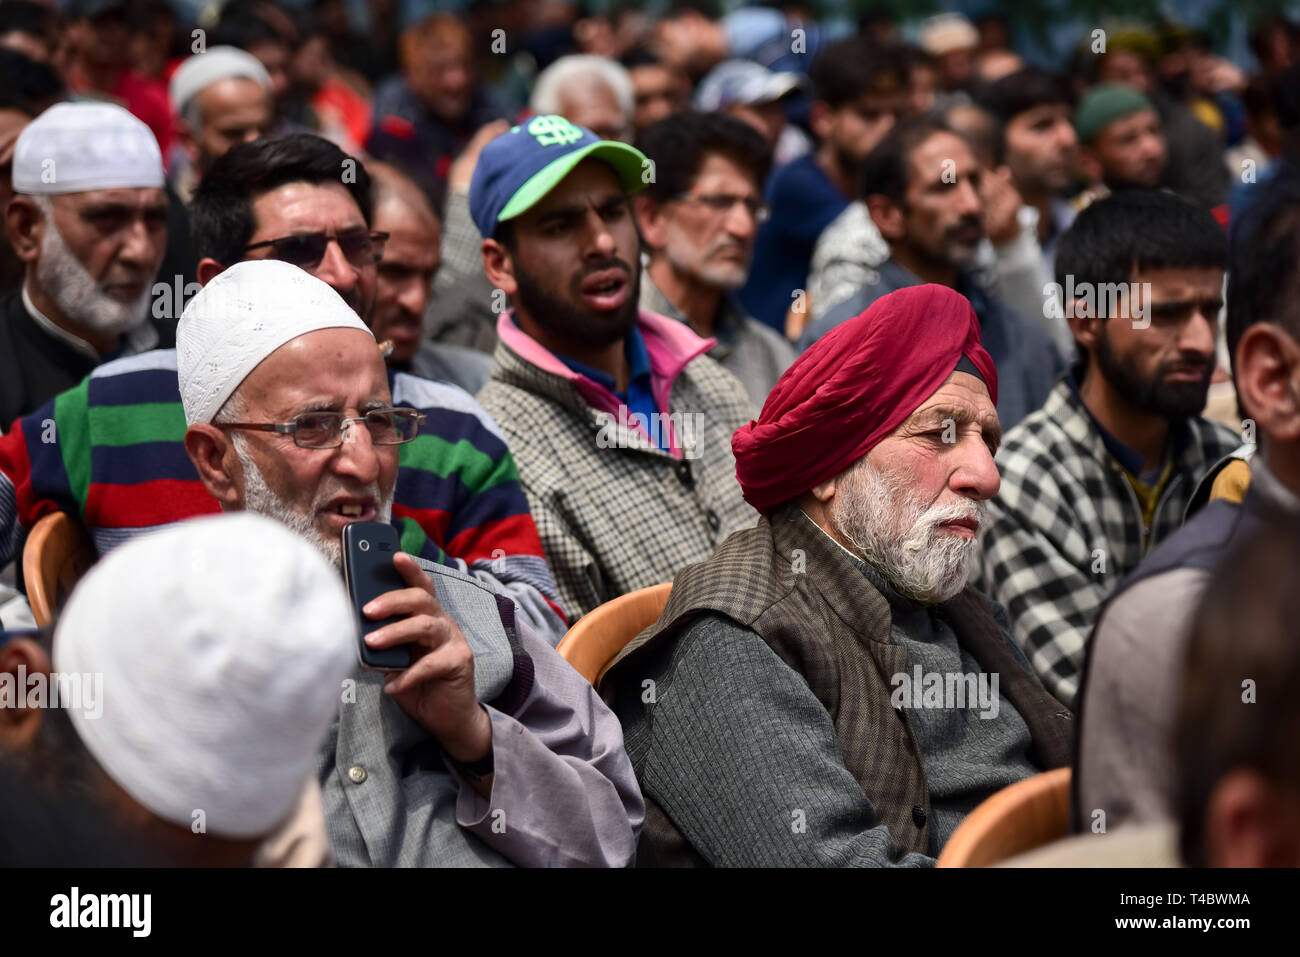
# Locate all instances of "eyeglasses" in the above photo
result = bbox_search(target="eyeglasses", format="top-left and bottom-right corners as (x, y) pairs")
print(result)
(673, 193), (770, 224)
(243, 228), (389, 270)
(216, 408), (427, 449)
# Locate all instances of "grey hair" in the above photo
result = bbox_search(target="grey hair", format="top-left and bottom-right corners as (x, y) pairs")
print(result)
(212, 389), (247, 427)
(530, 54), (634, 123)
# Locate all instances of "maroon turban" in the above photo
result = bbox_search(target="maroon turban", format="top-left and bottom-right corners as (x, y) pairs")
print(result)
(733, 284), (997, 512)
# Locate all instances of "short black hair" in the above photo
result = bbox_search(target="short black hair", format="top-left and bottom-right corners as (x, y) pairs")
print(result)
(0, 48), (64, 116)
(0, 1), (57, 44)
(635, 111), (771, 204)
(190, 133), (372, 267)
(975, 66), (1073, 126)
(1226, 161), (1300, 368)
(620, 45), (663, 70)
(859, 116), (953, 204)
(1056, 189), (1226, 366)
(210, 12), (287, 52)
(810, 38), (905, 110)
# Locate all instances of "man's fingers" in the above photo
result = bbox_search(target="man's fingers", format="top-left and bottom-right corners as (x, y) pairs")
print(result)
(383, 642), (470, 696)
(364, 611), (456, 651)
(362, 584), (432, 622)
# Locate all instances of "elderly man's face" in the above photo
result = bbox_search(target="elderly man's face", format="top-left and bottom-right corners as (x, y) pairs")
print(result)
(409, 43), (473, 122)
(649, 150), (762, 291)
(558, 84), (631, 144)
(243, 181), (378, 321)
(190, 78), (274, 175)
(225, 328), (398, 569)
(829, 370), (1001, 603)
(34, 187), (169, 334)
(371, 199), (440, 365)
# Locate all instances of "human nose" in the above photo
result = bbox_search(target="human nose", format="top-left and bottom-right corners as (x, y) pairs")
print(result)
(951, 435), (1001, 502)
(1180, 305), (1217, 359)
(333, 417), (382, 485)
(314, 238), (360, 296)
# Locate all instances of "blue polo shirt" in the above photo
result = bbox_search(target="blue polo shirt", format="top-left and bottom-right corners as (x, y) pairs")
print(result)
(556, 324), (668, 451)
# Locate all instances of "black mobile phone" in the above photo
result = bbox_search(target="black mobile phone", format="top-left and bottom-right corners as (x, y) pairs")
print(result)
(341, 521), (412, 671)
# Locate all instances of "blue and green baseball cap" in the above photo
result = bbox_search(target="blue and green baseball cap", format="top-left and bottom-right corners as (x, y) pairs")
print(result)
(469, 114), (649, 239)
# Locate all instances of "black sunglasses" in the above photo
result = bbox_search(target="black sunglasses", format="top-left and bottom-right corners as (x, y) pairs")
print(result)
(243, 229), (389, 270)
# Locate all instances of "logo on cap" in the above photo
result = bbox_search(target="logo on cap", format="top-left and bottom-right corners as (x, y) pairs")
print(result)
(525, 115), (584, 148)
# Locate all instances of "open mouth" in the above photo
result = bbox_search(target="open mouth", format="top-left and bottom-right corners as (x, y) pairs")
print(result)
(322, 499), (377, 525)
(580, 269), (630, 311)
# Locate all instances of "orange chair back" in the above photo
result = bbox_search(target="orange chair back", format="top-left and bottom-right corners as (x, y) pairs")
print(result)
(937, 767), (1072, 867)
(22, 511), (97, 627)
(557, 583), (672, 686)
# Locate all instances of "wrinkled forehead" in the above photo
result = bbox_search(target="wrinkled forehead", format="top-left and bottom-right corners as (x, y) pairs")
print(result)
(240, 327), (390, 413)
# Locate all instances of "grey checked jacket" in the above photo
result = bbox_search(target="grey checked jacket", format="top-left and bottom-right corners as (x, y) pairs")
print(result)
(978, 379), (1238, 708)
(476, 319), (757, 619)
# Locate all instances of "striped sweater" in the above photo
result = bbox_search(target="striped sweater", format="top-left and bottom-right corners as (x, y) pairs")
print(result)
(0, 350), (567, 642)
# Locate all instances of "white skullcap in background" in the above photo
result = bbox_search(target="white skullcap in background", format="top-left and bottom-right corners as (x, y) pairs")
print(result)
(177, 259), (373, 426)
(170, 46), (272, 118)
(12, 101), (164, 195)
(53, 512), (356, 840)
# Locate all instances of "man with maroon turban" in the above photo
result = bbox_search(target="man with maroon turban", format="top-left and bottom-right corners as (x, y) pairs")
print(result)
(600, 284), (1072, 867)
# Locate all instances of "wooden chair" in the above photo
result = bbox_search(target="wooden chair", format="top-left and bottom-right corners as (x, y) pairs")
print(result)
(937, 767), (1072, 867)
(21, 511), (97, 627)
(557, 583), (673, 686)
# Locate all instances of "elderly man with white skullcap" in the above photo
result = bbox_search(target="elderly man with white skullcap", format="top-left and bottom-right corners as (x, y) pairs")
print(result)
(0, 101), (168, 427)
(168, 45), (274, 200)
(177, 259), (643, 868)
(0, 512), (355, 866)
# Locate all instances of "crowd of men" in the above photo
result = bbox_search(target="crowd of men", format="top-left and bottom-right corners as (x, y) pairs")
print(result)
(1, 0), (1300, 868)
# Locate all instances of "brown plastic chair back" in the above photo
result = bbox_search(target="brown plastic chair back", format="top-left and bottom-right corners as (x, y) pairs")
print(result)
(557, 583), (673, 686)
(937, 767), (1072, 867)
(22, 511), (97, 627)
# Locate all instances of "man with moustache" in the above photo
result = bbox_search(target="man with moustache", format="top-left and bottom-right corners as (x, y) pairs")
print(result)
(979, 191), (1238, 708)
(798, 118), (1063, 429)
(599, 284), (1072, 867)
(633, 112), (794, 406)
(472, 116), (756, 618)
(176, 261), (642, 866)
(0, 134), (566, 643)
(0, 102), (168, 426)
(366, 162), (490, 394)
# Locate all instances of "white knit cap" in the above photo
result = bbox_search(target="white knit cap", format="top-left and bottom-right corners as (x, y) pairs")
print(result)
(169, 46), (272, 118)
(53, 512), (356, 839)
(12, 101), (164, 195)
(176, 259), (373, 426)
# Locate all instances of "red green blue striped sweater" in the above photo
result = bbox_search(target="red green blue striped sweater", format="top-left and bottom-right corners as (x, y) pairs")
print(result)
(0, 349), (568, 641)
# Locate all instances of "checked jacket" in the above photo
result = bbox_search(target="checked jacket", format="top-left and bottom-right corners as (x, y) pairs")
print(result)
(978, 379), (1238, 708)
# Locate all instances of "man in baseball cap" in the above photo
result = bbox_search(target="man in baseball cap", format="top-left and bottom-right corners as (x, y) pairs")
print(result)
(473, 115), (757, 619)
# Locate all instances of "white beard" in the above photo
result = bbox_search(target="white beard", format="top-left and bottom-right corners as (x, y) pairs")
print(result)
(831, 457), (986, 604)
(36, 218), (151, 337)
(232, 435), (394, 572)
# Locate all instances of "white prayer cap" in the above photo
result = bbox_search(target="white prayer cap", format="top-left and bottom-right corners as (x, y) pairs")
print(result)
(53, 512), (356, 839)
(170, 46), (272, 118)
(12, 101), (164, 195)
(176, 259), (373, 426)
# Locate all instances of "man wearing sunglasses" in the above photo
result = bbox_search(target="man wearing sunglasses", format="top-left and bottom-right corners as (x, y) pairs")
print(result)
(633, 112), (794, 406)
(0, 133), (568, 647)
(177, 261), (641, 867)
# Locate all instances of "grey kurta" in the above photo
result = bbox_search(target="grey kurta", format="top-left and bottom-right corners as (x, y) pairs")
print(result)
(320, 556), (643, 866)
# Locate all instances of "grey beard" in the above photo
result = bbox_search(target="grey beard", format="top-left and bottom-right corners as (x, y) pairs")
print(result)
(831, 457), (986, 604)
(36, 217), (151, 337)
(232, 434), (394, 573)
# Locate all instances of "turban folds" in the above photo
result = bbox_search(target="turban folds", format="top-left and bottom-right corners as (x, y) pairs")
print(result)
(733, 284), (997, 512)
